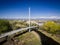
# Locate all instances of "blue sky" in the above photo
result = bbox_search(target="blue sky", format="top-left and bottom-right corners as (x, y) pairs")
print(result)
(0, 0), (60, 19)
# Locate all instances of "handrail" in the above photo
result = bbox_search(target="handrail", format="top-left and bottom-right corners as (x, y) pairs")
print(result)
(0, 26), (37, 38)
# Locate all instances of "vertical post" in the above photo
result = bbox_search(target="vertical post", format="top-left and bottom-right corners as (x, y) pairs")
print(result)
(29, 7), (30, 32)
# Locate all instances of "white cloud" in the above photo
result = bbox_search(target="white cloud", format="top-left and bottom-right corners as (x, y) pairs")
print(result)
(0, 16), (60, 19)
(31, 16), (60, 19)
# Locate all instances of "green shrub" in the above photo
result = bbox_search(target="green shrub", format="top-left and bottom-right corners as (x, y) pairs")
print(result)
(43, 21), (60, 34)
(0, 19), (12, 34)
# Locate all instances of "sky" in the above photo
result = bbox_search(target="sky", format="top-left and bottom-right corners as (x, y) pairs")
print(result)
(0, 0), (60, 19)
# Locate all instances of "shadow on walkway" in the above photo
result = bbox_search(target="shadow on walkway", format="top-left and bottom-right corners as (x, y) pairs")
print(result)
(34, 30), (60, 45)
(0, 30), (29, 45)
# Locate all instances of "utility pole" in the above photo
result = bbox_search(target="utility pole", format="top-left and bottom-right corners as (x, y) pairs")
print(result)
(29, 7), (31, 32)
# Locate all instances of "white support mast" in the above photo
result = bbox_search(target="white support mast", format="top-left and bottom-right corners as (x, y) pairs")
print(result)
(29, 7), (31, 32)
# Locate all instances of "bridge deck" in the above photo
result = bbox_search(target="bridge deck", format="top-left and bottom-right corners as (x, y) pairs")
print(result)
(0, 26), (37, 38)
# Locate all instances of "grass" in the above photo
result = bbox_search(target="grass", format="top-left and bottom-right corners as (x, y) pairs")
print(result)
(38, 30), (60, 43)
(17, 31), (41, 45)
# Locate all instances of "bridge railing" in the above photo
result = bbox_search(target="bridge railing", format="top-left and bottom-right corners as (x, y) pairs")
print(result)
(0, 26), (37, 39)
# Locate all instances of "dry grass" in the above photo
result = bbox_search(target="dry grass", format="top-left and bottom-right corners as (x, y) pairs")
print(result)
(17, 31), (41, 45)
(38, 30), (60, 43)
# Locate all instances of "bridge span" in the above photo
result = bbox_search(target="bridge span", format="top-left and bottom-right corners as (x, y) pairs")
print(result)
(0, 26), (37, 39)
